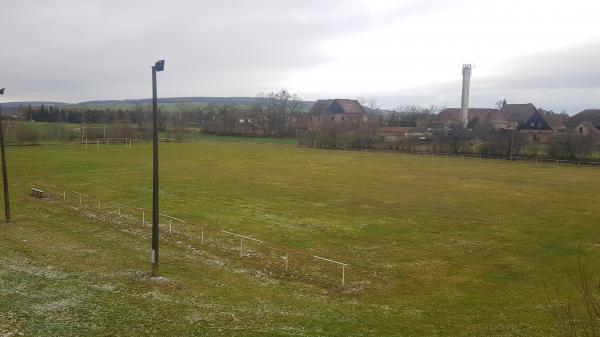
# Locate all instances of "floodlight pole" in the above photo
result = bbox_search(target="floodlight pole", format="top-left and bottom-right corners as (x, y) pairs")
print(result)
(151, 60), (164, 276)
(0, 88), (10, 223)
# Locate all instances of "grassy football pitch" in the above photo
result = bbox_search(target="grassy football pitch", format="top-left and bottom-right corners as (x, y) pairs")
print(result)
(1, 140), (599, 336)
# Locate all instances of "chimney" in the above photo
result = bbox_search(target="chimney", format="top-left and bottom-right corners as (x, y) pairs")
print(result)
(461, 64), (472, 128)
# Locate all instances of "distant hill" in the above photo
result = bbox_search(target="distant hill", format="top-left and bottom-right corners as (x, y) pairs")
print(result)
(3, 97), (316, 110)
(79, 97), (264, 106)
(1, 101), (68, 109)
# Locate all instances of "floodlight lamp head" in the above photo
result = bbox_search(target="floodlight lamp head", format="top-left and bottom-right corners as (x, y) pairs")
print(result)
(154, 60), (165, 72)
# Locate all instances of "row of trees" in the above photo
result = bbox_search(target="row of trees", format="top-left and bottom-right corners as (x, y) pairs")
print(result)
(195, 90), (304, 137)
(18, 90), (305, 142)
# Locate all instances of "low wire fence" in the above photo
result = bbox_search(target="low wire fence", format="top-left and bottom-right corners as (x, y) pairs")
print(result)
(32, 182), (349, 287)
(294, 144), (600, 169)
(167, 139), (600, 169)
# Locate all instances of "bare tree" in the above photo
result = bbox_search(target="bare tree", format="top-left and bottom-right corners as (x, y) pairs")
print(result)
(549, 133), (598, 161)
(548, 249), (600, 337)
(318, 118), (346, 148)
(494, 99), (507, 110)
(434, 122), (468, 154)
(131, 103), (146, 129)
(387, 105), (438, 127)
(358, 97), (379, 114)
(480, 130), (524, 157)
(171, 104), (191, 142)
(262, 89), (303, 137)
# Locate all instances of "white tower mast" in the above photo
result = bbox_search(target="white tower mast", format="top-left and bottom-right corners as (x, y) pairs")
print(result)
(460, 64), (472, 128)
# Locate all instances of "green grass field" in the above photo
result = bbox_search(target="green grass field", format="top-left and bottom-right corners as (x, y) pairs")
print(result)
(1, 141), (599, 336)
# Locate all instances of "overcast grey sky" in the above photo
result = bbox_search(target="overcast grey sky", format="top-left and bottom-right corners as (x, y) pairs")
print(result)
(1, 0), (599, 113)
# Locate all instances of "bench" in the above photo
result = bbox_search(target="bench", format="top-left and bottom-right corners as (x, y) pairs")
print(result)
(30, 188), (45, 198)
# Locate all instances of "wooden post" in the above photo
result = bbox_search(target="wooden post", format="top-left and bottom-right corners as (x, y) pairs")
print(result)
(201, 228), (204, 244)
(240, 239), (243, 257)
(342, 265), (345, 287)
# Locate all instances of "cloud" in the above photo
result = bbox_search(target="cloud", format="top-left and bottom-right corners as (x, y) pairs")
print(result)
(0, 0), (367, 101)
(1, 0), (599, 114)
(376, 39), (600, 114)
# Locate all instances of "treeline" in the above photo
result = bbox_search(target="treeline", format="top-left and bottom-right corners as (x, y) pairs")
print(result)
(190, 90), (304, 137)
(23, 105), (135, 124)
(16, 89), (306, 142)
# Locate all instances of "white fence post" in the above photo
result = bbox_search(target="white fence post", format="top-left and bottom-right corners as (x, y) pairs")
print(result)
(142, 211), (145, 226)
(240, 239), (243, 257)
(201, 228), (204, 244)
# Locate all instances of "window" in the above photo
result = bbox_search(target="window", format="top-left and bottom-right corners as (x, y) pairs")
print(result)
(341, 116), (345, 121)
(580, 127), (584, 134)
(538, 122), (542, 128)
(331, 116), (334, 121)
(531, 122), (535, 127)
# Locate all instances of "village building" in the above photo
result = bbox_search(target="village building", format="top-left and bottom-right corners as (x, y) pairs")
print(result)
(434, 103), (568, 143)
(565, 109), (600, 129)
(572, 122), (600, 136)
(497, 104), (565, 142)
(307, 99), (371, 131)
(436, 108), (500, 128)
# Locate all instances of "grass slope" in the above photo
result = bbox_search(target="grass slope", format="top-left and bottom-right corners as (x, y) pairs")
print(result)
(1, 142), (600, 336)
